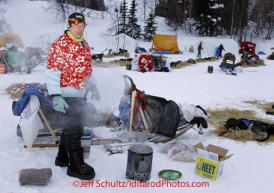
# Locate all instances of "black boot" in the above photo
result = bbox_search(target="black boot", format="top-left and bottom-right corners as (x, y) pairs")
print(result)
(55, 132), (68, 167)
(66, 135), (95, 180)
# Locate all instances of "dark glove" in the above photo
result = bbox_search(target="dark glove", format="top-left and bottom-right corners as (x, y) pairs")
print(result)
(190, 117), (208, 128)
(90, 85), (101, 101)
(52, 96), (69, 113)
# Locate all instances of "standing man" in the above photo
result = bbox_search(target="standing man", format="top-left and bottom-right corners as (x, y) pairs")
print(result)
(197, 42), (203, 58)
(46, 12), (101, 180)
(217, 44), (225, 58)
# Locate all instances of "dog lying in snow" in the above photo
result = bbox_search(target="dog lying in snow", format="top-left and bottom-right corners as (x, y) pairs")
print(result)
(225, 118), (274, 142)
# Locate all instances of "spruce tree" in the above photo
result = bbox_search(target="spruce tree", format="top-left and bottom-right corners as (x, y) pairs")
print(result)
(117, 0), (129, 35)
(125, 0), (142, 39)
(142, 13), (158, 41)
(192, 0), (223, 36)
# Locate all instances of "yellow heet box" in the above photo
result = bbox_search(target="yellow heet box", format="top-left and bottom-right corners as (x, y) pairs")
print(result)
(194, 142), (233, 181)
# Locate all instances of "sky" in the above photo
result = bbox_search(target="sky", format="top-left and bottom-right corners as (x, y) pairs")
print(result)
(1, 0), (274, 193)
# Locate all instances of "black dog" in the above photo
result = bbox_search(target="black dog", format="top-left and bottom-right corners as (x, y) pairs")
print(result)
(119, 48), (128, 54)
(225, 118), (239, 131)
(225, 118), (274, 142)
(92, 53), (103, 62)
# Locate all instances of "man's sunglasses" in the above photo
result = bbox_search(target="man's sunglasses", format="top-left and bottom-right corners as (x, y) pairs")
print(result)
(68, 18), (87, 26)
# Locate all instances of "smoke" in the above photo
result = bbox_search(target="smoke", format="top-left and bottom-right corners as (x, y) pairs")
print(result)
(89, 66), (127, 114)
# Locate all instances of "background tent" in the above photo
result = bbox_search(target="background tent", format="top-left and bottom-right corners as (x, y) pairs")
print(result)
(239, 41), (256, 55)
(153, 34), (179, 54)
(191, 38), (239, 57)
(106, 33), (138, 54)
(0, 32), (25, 49)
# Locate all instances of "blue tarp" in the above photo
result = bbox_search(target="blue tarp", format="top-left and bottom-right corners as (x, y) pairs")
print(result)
(215, 47), (219, 57)
(12, 84), (53, 116)
(156, 51), (171, 55)
(258, 51), (266, 55)
(139, 47), (147, 53)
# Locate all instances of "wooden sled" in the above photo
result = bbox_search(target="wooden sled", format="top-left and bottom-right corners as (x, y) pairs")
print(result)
(21, 75), (197, 147)
(22, 108), (124, 148)
(25, 123), (195, 148)
(21, 107), (63, 148)
(24, 106), (194, 147)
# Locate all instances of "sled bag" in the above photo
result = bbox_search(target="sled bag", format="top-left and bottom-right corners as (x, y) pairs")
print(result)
(155, 100), (180, 138)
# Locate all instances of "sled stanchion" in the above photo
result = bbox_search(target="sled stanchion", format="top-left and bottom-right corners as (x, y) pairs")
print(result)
(38, 108), (59, 144)
(139, 106), (150, 135)
(129, 90), (137, 138)
(123, 74), (138, 139)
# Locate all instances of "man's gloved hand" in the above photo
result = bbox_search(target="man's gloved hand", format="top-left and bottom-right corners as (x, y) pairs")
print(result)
(90, 85), (101, 101)
(52, 96), (69, 113)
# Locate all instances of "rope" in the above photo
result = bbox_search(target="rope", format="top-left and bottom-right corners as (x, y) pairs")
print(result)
(208, 118), (227, 122)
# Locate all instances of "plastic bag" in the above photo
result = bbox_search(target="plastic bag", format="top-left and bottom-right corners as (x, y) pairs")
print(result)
(19, 95), (43, 148)
(161, 141), (197, 162)
(170, 142), (197, 162)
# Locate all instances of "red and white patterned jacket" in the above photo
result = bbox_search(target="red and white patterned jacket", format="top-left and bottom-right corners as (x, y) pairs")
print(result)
(47, 33), (92, 91)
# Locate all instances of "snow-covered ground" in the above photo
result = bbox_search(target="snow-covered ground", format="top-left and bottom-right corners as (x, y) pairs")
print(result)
(1, 0), (274, 193)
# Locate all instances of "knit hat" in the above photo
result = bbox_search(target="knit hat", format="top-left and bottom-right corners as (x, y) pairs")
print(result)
(68, 12), (86, 27)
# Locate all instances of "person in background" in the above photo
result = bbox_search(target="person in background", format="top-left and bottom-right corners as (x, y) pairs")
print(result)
(2, 45), (24, 72)
(217, 44), (225, 58)
(197, 42), (203, 58)
(242, 50), (249, 62)
(46, 12), (101, 180)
